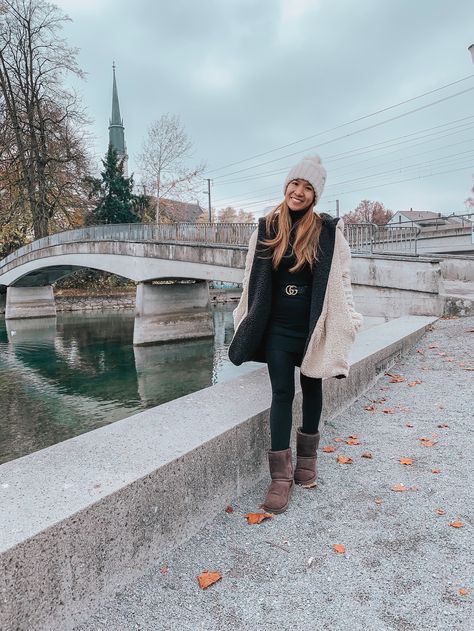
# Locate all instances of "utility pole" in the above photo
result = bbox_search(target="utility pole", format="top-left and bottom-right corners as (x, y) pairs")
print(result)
(336, 199), (340, 218)
(203, 178), (212, 222)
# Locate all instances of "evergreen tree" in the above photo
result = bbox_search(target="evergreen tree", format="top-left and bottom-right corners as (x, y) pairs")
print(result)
(86, 147), (142, 224)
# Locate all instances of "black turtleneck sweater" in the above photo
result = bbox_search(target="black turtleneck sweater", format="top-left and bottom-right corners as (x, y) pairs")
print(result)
(265, 208), (314, 353)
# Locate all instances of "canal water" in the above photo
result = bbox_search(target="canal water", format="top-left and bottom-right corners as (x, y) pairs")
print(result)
(0, 305), (260, 465)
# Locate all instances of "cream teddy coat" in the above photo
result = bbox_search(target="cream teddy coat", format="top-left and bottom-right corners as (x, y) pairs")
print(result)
(228, 214), (363, 379)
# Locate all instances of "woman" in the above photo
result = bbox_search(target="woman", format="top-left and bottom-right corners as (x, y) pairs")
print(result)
(228, 155), (363, 514)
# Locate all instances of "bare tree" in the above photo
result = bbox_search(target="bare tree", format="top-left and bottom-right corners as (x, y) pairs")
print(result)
(465, 175), (474, 209)
(137, 113), (205, 223)
(215, 206), (255, 223)
(0, 0), (91, 239)
(343, 199), (393, 225)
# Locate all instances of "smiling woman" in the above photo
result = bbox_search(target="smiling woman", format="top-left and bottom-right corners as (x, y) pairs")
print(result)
(229, 154), (363, 515)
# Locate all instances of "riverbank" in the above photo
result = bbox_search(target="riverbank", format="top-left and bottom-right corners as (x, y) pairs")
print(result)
(0, 286), (241, 315)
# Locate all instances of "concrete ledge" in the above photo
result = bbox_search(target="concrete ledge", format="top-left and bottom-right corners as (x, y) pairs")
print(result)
(0, 315), (437, 631)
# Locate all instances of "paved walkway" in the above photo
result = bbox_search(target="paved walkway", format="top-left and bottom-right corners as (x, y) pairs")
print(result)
(76, 317), (473, 631)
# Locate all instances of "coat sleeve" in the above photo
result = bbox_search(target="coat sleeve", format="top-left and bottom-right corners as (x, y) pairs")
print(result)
(336, 219), (364, 332)
(232, 228), (258, 330)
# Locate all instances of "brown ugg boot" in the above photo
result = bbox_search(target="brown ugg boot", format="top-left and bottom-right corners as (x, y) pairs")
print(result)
(262, 448), (294, 514)
(294, 428), (321, 487)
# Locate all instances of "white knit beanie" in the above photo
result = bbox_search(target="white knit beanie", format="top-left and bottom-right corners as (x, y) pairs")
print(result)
(283, 155), (327, 204)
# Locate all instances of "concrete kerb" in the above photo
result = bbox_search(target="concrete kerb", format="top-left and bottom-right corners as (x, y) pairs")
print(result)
(0, 315), (437, 631)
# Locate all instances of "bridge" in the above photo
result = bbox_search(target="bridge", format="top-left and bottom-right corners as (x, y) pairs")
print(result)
(1, 222), (473, 344)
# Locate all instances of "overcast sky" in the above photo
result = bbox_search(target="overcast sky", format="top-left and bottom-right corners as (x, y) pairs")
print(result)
(55, 0), (474, 217)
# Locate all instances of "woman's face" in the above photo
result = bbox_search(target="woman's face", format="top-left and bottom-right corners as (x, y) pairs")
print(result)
(285, 179), (315, 211)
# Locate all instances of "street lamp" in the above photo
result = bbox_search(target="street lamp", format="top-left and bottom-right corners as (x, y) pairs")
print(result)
(469, 44), (474, 64)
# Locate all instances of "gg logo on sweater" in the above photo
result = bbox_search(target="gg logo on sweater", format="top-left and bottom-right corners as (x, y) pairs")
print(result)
(285, 285), (298, 296)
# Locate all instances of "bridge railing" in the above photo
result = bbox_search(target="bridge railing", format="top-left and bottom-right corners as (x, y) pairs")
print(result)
(0, 220), (422, 271)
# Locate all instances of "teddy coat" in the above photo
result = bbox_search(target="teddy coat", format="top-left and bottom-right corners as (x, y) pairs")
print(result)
(228, 214), (363, 379)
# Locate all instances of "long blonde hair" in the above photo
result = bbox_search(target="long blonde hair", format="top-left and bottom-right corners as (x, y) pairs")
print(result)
(263, 201), (322, 271)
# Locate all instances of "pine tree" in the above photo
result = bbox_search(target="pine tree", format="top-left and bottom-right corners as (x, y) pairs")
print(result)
(86, 147), (141, 224)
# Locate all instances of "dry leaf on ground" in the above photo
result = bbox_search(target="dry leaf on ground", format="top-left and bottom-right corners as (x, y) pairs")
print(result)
(245, 512), (274, 524)
(399, 457), (414, 465)
(416, 348), (425, 354)
(383, 408), (396, 414)
(431, 469), (441, 474)
(408, 379), (422, 387)
(405, 422), (414, 427)
(336, 455), (353, 465)
(225, 506), (234, 513)
(362, 452), (373, 459)
(197, 570), (222, 589)
(160, 567), (169, 575)
(437, 423), (449, 428)
(323, 445), (336, 453)
(346, 438), (361, 445)
(391, 484), (408, 492)
(374, 498), (383, 504)
(459, 588), (469, 596)
(387, 373), (406, 383)
(450, 521), (465, 529)
(435, 508), (446, 516)
(364, 405), (376, 411)
(334, 437), (344, 443)
(332, 544), (346, 554)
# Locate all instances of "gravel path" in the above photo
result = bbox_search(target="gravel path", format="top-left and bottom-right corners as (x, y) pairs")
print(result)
(76, 317), (474, 631)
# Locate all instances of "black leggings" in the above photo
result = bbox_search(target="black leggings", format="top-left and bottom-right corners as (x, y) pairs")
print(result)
(266, 348), (323, 451)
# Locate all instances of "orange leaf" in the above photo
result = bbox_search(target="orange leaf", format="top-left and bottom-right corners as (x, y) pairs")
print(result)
(399, 457), (413, 466)
(382, 408), (396, 414)
(459, 588), (469, 596)
(348, 434), (359, 439)
(336, 455), (353, 465)
(197, 570), (222, 589)
(323, 445), (336, 453)
(435, 508), (446, 516)
(346, 438), (361, 445)
(332, 543), (346, 554)
(364, 405), (376, 411)
(362, 452), (373, 459)
(389, 374), (406, 383)
(450, 521), (464, 529)
(416, 348), (425, 354)
(420, 440), (436, 447)
(407, 379), (422, 387)
(391, 484), (408, 492)
(431, 469), (441, 474)
(225, 506), (234, 513)
(334, 437), (344, 443)
(245, 512), (274, 524)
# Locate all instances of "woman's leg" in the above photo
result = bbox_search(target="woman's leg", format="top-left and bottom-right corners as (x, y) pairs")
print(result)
(299, 373), (323, 434)
(266, 348), (297, 451)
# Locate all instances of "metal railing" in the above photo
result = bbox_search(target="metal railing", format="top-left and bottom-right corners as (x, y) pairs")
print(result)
(0, 222), (258, 270)
(0, 220), (422, 272)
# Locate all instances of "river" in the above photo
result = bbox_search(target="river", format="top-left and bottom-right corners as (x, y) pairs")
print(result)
(0, 304), (259, 465)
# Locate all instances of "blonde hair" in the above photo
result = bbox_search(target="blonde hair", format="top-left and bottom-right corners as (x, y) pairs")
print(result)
(263, 200), (322, 271)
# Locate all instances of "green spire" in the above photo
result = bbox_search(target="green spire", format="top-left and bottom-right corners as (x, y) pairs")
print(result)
(109, 62), (126, 158)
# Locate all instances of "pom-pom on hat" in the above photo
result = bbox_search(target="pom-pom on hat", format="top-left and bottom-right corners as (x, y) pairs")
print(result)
(283, 155), (327, 204)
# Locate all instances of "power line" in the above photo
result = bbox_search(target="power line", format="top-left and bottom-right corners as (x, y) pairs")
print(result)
(204, 74), (474, 176)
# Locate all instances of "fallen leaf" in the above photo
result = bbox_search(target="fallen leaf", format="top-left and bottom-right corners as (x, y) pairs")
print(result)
(407, 379), (422, 387)
(444, 357), (455, 362)
(323, 445), (336, 453)
(410, 486), (419, 492)
(302, 480), (317, 489)
(364, 405), (376, 411)
(435, 508), (446, 516)
(197, 570), (222, 589)
(431, 469), (441, 474)
(346, 438), (361, 445)
(362, 452), (373, 459)
(420, 440), (436, 448)
(383, 408), (396, 414)
(334, 437), (344, 443)
(245, 512), (274, 524)
(437, 423), (449, 428)
(225, 506), (234, 513)
(416, 348), (425, 354)
(428, 343), (439, 349)
(160, 566), (169, 575)
(467, 329), (474, 333)
(405, 422), (414, 428)
(399, 457), (413, 466)
(336, 455), (353, 465)
(438, 351), (447, 357)
(348, 434), (359, 439)
(459, 588), (469, 596)
(450, 521), (464, 529)
(332, 544), (346, 554)
(391, 484), (408, 492)
(462, 366), (474, 371)
(374, 498), (383, 505)
(437, 404), (445, 410)
(389, 374), (406, 383)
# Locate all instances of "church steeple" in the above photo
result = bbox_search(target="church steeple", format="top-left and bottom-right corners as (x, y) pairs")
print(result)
(108, 62), (128, 173)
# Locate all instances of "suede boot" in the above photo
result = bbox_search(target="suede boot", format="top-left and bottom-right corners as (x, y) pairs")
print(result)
(294, 428), (321, 486)
(262, 448), (294, 514)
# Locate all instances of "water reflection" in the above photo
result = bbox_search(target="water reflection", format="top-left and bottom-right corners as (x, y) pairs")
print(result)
(0, 304), (259, 464)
